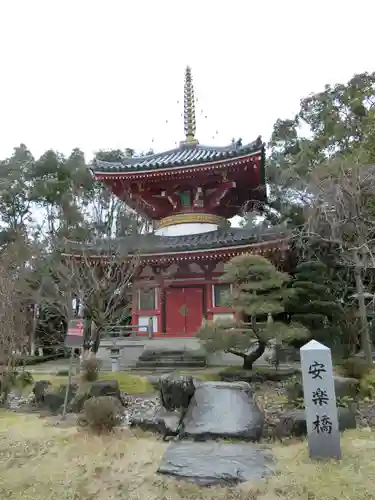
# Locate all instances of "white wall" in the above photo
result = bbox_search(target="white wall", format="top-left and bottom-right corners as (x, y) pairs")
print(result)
(155, 222), (218, 236)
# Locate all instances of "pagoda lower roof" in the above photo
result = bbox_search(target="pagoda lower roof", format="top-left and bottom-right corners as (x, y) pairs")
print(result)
(92, 137), (263, 175)
(63, 226), (291, 259)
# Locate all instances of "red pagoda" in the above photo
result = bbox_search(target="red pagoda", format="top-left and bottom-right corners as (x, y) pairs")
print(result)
(86, 67), (289, 337)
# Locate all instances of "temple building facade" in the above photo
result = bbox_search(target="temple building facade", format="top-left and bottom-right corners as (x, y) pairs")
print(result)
(73, 67), (289, 337)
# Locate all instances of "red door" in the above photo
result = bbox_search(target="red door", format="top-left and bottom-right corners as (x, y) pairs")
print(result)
(185, 287), (204, 334)
(165, 287), (203, 335)
(165, 288), (185, 335)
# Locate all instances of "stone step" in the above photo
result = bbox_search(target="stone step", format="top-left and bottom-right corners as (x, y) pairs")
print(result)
(138, 356), (206, 363)
(139, 351), (205, 356)
(138, 351), (206, 361)
(135, 366), (206, 372)
(130, 348), (207, 370)
(139, 351), (201, 356)
(136, 360), (206, 369)
(139, 349), (204, 357)
(132, 367), (193, 373)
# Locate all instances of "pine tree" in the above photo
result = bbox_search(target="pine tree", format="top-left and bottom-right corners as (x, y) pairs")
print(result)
(284, 260), (344, 345)
(198, 254), (307, 370)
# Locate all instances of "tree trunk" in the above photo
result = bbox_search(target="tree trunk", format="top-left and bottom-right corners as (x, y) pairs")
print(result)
(242, 341), (267, 370)
(82, 314), (92, 351)
(29, 303), (39, 356)
(226, 341), (267, 371)
(89, 320), (101, 354)
(354, 250), (373, 366)
(92, 331), (101, 354)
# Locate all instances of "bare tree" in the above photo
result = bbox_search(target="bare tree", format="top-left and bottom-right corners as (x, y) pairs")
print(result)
(36, 240), (140, 357)
(0, 248), (32, 404)
(306, 159), (375, 365)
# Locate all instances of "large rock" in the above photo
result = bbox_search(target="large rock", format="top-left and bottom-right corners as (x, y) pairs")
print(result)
(32, 380), (52, 405)
(41, 390), (66, 414)
(333, 376), (359, 398)
(37, 383), (78, 414)
(275, 408), (357, 439)
(160, 374), (195, 411)
(181, 381), (264, 441)
(157, 441), (274, 486)
(130, 407), (181, 437)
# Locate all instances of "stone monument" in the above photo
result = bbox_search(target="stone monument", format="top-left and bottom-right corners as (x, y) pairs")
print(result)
(300, 340), (341, 460)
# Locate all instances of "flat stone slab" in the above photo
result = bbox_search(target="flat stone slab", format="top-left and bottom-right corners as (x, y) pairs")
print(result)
(157, 441), (274, 486)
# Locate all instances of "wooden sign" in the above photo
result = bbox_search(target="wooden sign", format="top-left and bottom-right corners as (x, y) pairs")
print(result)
(300, 340), (341, 460)
(65, 318), (84, 347)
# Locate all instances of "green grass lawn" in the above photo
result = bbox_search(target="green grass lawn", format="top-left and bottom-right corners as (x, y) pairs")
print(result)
(31, 371), (154, 394)
(31, 368), (224, 393)
(0, 410), (374, 499)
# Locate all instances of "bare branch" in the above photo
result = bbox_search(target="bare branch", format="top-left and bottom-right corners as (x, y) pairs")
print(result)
(306, 159), (375, 364)
(35, 240), (140, 354)
(0, 247), (33, 403)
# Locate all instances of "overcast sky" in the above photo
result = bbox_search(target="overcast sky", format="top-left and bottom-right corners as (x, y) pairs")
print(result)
(0, 0), (374, 162)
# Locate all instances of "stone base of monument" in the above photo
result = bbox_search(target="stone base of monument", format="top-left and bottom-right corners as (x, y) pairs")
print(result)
(157, 441), (274, 487)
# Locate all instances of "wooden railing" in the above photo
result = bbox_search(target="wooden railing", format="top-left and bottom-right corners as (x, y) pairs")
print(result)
(103, 320), (154, 339)
(102, 321), (258, 339)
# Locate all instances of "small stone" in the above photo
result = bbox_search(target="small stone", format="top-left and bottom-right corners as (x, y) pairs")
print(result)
(130, 407), (180, 436)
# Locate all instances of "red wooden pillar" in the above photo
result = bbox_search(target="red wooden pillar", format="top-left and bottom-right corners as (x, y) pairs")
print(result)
(131, 287), (138, 329)
(206, 283), (213, 320)
(150, 263), (168, 336)
(156, 285), (162, 335)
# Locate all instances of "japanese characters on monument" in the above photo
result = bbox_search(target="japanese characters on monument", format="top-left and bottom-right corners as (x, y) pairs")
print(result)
(300, 340), (341, 460)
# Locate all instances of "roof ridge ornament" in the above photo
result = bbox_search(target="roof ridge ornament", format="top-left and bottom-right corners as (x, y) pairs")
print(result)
(180, 66), (199, 147)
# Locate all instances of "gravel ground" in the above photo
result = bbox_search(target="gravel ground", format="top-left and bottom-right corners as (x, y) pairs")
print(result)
(357, 400), (375, 427)
(121, 393), (162, 425)
(7, 391), (163, 426)
(255, 380), (375, 434)
(252, 380), (289, 438)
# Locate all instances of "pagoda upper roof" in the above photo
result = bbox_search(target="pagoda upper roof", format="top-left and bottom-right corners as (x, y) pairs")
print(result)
(92, 137), (263, 176)
(62, 226), (290, 260)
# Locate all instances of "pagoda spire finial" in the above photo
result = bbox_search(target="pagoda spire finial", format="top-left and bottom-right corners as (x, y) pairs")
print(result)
(181, 66), (199, 146)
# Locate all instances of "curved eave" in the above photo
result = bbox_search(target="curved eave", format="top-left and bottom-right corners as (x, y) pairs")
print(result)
(61, 236), (291, 264)
(92, 148), (264, 180)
